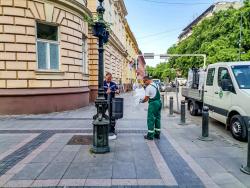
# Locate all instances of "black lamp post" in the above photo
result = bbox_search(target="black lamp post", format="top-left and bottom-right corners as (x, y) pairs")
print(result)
(91, 0), (110, 154)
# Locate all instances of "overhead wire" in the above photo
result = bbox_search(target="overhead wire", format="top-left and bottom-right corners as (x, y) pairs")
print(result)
(138, 0), (211, 6)
(137, 27), (183, 39)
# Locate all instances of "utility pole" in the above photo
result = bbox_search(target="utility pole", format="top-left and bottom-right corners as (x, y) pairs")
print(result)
(239, 0), (244, 61)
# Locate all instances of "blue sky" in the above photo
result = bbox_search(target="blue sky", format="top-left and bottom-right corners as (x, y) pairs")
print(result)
(124, 0), (240, 66)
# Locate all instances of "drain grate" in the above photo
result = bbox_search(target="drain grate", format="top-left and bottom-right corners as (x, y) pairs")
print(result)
(67, 135), (92, 145)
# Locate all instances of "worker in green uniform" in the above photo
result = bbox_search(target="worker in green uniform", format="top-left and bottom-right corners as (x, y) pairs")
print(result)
(140, 76), (162, 140)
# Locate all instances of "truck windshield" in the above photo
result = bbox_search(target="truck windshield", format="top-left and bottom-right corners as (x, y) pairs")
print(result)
(232, 65), (250, 89)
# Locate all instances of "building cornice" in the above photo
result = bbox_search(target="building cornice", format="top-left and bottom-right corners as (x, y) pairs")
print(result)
(114, 0), (128, 17)
(108, 31), (127, 57)
(48, 0), (92, 17)
(125, 20), (139, 53)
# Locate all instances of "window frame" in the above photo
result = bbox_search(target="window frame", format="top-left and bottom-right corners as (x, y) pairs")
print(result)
(206, 68), (215, 86)
(36, 22), (60, 71)
(217, 67), (232, 87)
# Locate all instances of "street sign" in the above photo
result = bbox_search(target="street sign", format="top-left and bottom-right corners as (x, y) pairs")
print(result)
(160, 54), (169, 59)
(143, 53), (154, 59)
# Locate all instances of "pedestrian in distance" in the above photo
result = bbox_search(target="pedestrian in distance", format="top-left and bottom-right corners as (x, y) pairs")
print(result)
(140, 76), (162, 140)
(103, 72), (120, 140)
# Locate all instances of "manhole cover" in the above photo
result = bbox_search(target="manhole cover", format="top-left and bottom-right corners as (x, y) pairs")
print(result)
(67, 135), (92, 145)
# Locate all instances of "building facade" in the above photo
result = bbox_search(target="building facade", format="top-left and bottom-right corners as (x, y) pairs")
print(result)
(88, 0), (141, 100)
(178, 1), (241, 42)
(137, 52), (146, 81)
(0, 0), (90, 114)
(124, 20), (139, 91)
(0, 0), (141, 114)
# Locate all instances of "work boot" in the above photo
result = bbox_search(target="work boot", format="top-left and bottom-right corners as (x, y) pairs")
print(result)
(154, 134), (160, 139)
(144, 134), (153, 140)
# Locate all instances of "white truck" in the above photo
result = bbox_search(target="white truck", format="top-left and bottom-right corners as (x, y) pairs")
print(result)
(182, 62), (250, 141)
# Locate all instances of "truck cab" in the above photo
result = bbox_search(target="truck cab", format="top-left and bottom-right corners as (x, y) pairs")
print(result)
(204, 62), (250, 141)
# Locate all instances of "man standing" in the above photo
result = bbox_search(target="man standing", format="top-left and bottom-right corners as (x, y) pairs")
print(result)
(140, 76), (162, 140)
(103, 73), (119, 138)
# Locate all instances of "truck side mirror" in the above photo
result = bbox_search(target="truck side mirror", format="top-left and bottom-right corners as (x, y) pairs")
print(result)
(221, 79), (233, 92)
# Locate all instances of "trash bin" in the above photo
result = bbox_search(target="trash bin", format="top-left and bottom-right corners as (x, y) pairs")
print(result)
(112, 98), (124, 119)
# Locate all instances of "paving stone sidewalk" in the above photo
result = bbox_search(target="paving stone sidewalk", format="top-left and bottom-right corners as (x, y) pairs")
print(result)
(0, 93), (248, 188)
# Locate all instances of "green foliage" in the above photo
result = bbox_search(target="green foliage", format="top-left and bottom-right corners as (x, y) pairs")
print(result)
(83, 14), (112, 31)
(146, 63), (176, 81)
(166, 3), (250, 76)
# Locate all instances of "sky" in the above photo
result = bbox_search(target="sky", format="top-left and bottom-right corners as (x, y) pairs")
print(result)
(124, 0), (240, 67)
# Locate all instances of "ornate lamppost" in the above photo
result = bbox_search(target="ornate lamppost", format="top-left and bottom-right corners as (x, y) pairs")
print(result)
(91, 0), (110, 154)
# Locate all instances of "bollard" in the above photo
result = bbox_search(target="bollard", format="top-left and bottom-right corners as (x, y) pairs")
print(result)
(178, 100), (187, 125)
(198, 106), (213, 141)
(169, 96), (174, 117)
(240, 128), (250, 175)
(161, 94), (165, 108)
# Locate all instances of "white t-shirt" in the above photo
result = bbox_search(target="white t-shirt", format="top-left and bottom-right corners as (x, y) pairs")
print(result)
(145, 83), (158, 99)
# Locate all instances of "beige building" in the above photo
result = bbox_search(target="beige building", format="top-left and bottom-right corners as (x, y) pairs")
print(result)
(0, 0), (91, 114)
(178, 1), (241, 42)
(88, 0), (140, 100)
(123, 20), (139, 91)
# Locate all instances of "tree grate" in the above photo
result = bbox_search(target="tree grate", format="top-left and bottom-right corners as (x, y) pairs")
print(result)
(67, 135), (92, 145)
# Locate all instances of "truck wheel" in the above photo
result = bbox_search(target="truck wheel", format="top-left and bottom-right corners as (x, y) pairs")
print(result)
(230, 115), (247, 141)
(189, 101), (198, 116)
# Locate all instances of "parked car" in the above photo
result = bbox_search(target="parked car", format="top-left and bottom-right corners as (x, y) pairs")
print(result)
(160, 83), (166, 92)
(170, 81), (176, 88)
(175, 78), (187, 86)
(152, 79), (161, 89)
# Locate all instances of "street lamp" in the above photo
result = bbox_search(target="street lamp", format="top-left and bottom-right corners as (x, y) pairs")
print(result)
(91, 0), (110, 154)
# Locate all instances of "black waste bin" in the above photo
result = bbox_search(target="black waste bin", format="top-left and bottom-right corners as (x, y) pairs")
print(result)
(112, 98), (124, 119)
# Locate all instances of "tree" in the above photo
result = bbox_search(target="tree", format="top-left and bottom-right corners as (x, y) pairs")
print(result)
(146, 63), (176, 81)
(167, 3), (250, 75)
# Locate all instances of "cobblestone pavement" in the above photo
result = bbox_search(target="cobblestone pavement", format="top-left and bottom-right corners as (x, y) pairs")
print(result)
(0, 93), (248, 188)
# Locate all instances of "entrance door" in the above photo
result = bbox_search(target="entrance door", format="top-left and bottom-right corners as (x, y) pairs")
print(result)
(204, 67), (216, 117)
(213, 67), (233, 124)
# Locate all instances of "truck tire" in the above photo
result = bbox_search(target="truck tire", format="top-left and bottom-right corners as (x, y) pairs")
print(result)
(230, 115), (247, 141)
(189, 101), (198, 116)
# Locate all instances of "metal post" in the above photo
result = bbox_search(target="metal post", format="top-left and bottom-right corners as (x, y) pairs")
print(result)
(178, 100), (187, 125)
(169, 96), (174, 117)
(176, 83), (180, 113)
(198, 106), (213, 141)
(161, 94), (165, 108)
(91, 0), (110, 154)
(240, 128), (250, 175)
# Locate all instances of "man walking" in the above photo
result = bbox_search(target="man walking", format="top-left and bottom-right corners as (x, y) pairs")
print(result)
(103, 73), (119, 139)
(140, 76), (162, 140)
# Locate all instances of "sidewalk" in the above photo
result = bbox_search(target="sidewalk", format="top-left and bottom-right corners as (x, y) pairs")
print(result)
(0, 93), (248, 187)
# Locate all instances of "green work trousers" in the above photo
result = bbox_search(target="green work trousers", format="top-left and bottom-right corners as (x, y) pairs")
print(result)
(147, 100), (162, 139)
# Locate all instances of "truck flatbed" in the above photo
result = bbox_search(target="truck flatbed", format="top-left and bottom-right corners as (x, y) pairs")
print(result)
(181, 87), (203, 102)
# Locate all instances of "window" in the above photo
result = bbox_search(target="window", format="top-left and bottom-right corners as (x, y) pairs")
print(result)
(37, 23), (59, 70)
(218, 67), (231, 87)
(206, 68), (215, 86)
(82, 36), (88, 74)
(232, 65), (250, 89)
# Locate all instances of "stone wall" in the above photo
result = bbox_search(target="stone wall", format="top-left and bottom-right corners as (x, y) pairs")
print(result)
(0, 0), (91, 114)
(0, 0), (89, 89)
